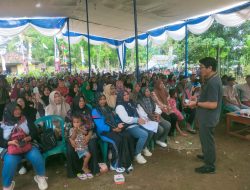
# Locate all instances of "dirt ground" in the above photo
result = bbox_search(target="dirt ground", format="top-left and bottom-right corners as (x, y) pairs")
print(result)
(1, 118), (250, 190)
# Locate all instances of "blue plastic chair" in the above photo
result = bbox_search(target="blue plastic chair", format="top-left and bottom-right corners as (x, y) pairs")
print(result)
(34, 115), (66, 162)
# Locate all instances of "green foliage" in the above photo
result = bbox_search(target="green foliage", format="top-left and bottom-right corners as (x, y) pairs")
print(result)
(4, 21), (250, 76)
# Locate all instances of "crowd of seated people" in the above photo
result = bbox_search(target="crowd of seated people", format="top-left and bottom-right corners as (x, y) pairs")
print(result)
(1, 71), (248, 189)
(222, 75), (250, 112)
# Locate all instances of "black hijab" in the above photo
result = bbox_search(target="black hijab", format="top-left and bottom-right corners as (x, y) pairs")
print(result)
(96, 94), (118, 129)
(3, 102), (22, 126)
(41, 86), (50, 106)
(116, 90), (139, 118)
(71, 95), (91, 115)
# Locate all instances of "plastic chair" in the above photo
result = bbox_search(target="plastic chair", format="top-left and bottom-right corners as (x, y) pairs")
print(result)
(149, 139), (155, 151)
(34, 115), (66, 162)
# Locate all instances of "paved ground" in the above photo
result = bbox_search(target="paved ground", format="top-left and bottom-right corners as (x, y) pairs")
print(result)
(1, 118), (250, 190)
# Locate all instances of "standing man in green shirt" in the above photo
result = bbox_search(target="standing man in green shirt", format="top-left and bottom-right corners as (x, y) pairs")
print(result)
(188, 57), (223, 174)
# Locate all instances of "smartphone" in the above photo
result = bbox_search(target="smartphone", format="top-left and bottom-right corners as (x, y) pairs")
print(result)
(18, 139), (26, 147)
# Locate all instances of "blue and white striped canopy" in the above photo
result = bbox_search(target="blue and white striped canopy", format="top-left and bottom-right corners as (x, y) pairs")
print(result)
(0, 1), (249, 70)
(0, 17), (66, 37)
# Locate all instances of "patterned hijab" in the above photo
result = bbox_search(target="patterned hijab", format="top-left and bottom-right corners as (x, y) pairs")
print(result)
(154, 79), (169, 105)
(138, 87), (156, 115)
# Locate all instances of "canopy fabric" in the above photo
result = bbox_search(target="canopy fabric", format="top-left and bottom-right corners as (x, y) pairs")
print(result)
(0, 0), (248, 39)
(59, 31), (122, 49)
(0, 0), (249, 71)
(61, 2), (250, 47)
(59, 2), (250, 70)
(0, 17), (66, 37)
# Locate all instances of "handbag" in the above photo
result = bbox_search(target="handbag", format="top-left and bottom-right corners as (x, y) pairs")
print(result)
(39, 128), (57, 152)
(7, 125), (32, 155)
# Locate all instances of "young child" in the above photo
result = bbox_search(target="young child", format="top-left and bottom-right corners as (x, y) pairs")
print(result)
(69, 115), (93, 180)
(168, 88), (187, 137)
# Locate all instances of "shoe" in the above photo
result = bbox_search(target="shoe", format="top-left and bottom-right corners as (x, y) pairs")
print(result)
(34, 175), (48, 190)
(156, 140), (167, 148)
(196, 154), (204, 160)
(195, 165), (215, 174)
(142, 148), (152, 157)
(127, 164), (134, 172)
(18, 166), (27, 175)
(3, 181), (15, 190)
(187, 129), (196, 134)
(135, 153), (147, 164)
(85, 173), (94, 179)
(110, 165), (125, 173)
(77, 173), (87, 180)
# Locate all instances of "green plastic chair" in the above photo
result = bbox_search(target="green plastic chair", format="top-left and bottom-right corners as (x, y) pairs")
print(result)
(149, 139), (155, 151)
(34, 115), (66, 162)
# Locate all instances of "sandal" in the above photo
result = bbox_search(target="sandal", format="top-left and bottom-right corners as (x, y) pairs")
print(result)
(77, 173), (87, 180)
(187, 129), (196, 134)
(86, 173), (94, 179)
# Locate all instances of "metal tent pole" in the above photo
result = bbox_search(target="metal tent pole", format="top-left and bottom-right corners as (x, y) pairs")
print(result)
(184, 24), (188, 77)
(146, 36), (149, 71)
(85, 0), (91, 79)
(67, 18), (72, 74)
(133, 0), (139, 81)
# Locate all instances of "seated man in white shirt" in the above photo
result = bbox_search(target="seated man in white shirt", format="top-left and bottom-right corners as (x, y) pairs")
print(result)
(236, 75), (250, 107)
(223, 76), (249, 112)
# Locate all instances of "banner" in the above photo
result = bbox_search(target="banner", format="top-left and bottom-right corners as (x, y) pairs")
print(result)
(19, 36), (29, 74)
(80, 46), (85, 65)
(54, 36), (61, 72)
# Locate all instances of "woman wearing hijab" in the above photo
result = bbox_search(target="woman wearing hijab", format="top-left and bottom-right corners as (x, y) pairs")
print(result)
(56, 78), (69, 97)
(0, 102), (48, 190)
(16, 96), (40, 175)
(130, 83), (141, 104)
(10, 82), (22, 101)
(80, 81), (95, 105)
(66, 95), (101, 177)
(40, 86), (51, 107)
(45, 91), (70, 139)
(152, 80), (186, 136)
(35, 86), (51, 118)
(45, 91), (70, 119)
(16, 97), (38, 139)
(92, 94), (134, 172)
(103, 84), (117, 109)
(115, 90), (151, 165)
(65, 83), (81, 105)
(137, 87), (171, 147)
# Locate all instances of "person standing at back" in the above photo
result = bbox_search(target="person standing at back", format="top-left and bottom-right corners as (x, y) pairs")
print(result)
(188, 57), (222, 174)
(0, 75), (10, 121)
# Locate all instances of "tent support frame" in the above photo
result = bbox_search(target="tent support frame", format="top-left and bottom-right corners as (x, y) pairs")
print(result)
(133, 0), (139, 81)
(85, 0), (91, 79)
(67, 18), (72, 74)
(185, 24), (188, 77)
